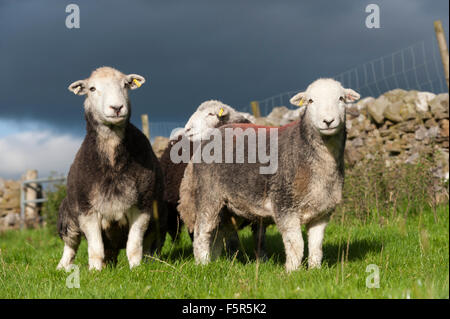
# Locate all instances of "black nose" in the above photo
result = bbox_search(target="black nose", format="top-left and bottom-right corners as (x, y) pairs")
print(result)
(110, 105), (123, 114)
(323, 119), (334, 127)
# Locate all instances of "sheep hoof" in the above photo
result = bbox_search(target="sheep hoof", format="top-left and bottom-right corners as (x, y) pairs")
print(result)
(285, 261), (302, 273)
(89, 265), (104, 271)
(129, 260), (141, 269)
(195, 258), (210, 266)
(308, 261), (322, 269)
(88, 258), (104, 271)
(56, 262), (72, 272)
(128, 252), (142, 269)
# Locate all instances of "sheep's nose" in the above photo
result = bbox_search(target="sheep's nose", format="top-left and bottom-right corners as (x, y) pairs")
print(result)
(323, 119), (334, 127)
(110, 105), (123, 114)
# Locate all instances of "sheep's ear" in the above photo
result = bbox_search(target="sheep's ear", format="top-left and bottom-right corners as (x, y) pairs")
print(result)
(290, 92), (306, 107)
(217, 106), (229, 118)
(68, 80), (88, 95)
(344, 88), (360, 103)
(126, 74), (146, 90)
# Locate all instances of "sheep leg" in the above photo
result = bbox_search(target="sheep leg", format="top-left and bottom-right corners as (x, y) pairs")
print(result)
(57, 234), (81, 271)
(224, 231), (239, 256)
(306, 215), (329, 269)
(142, 231), (164, 261)
(126, 209), (151, 269)
(252, 221), (268, 261)
(211, 228), (225, 260)
(193, 215), (218, 265)
(104, 248), (120, 266)
(211, 214), (239, 259)
(276, 214), (304, 272)
(166, 202), (181, 241)
(79, 213), (105, 271)
(142, 231), (155, 259)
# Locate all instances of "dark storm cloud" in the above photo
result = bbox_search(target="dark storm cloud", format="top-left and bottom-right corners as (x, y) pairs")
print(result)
(0, 0), (448, 135)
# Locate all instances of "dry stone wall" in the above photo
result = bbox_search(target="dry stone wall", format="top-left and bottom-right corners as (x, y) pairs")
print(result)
(245, 90), (449, 180)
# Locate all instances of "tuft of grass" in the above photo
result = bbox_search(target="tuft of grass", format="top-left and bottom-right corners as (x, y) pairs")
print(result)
(336, 152), (448, 223)
(0, 204), (448, 299)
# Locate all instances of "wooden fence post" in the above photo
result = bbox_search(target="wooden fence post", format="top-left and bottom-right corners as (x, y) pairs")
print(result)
(25, 169), (38, 223)
(141, 114), (150, 140)
(251, 101), (261, 118)
(434, 20), (449, 89)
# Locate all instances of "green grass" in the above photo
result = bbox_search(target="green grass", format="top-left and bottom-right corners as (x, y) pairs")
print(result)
(0, 205), (448, 299)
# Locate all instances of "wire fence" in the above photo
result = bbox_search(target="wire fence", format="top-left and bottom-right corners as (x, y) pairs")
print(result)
(146, 37), (447, 137)
(240, 38), (448, 117)
(146, 121), (185, 141)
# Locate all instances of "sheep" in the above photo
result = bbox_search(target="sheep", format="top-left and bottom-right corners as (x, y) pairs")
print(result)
(160, 100), (258, 248)
(181, 100), (253, 142)
(178, 78), (360, 271)
(57, 66), (166, 271)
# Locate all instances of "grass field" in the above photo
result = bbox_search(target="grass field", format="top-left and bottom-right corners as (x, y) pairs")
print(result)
(0, 204), (448, 299)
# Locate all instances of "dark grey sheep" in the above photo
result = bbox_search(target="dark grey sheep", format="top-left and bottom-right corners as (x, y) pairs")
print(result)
(57, 66), (166, 271)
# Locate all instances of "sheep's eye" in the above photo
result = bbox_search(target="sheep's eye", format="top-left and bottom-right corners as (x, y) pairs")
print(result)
(208, 113), (215, 116)
(89, 87), (96, 92)
(308, 99), (313, 104)
(339, 96), (344, 102)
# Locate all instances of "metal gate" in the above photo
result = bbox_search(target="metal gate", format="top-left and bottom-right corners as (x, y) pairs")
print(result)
(20, 176), (66, 229)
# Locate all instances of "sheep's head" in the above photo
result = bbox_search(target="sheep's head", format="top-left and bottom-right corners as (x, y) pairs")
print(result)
(290, 78), (359, 136)
(184, 100), (250, 141)
(68, 67), (145, 127)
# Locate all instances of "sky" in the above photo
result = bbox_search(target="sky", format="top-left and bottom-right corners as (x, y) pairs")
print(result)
(0, 0), (448, 179)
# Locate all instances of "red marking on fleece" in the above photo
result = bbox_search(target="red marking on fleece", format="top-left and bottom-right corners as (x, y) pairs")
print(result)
(220, 120), (299, 134)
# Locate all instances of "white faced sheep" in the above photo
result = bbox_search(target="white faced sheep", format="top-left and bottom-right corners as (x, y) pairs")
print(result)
(57, 66), (166, 271)
(182, 100), (253, 141)
(160, 100), (260, 247)
(178, 78), (360, 271)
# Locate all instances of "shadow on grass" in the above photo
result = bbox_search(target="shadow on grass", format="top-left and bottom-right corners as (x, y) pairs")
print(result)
(239, 231), (382, 267)
(322, 239), (382, 266)
(161, 235), (194, 262)
(160, 229), (382, 267)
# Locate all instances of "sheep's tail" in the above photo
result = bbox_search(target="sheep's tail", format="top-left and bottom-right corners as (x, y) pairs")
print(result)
(178, 162), (197, 233)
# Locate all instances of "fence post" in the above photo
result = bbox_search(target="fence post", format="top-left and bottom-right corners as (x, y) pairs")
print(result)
(434, 20), (449, 89)
(20, 181), (25, 229)
(250, 101), (261, 118)
(141, 114), (150, 140)
(24, 169), (38, 226)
